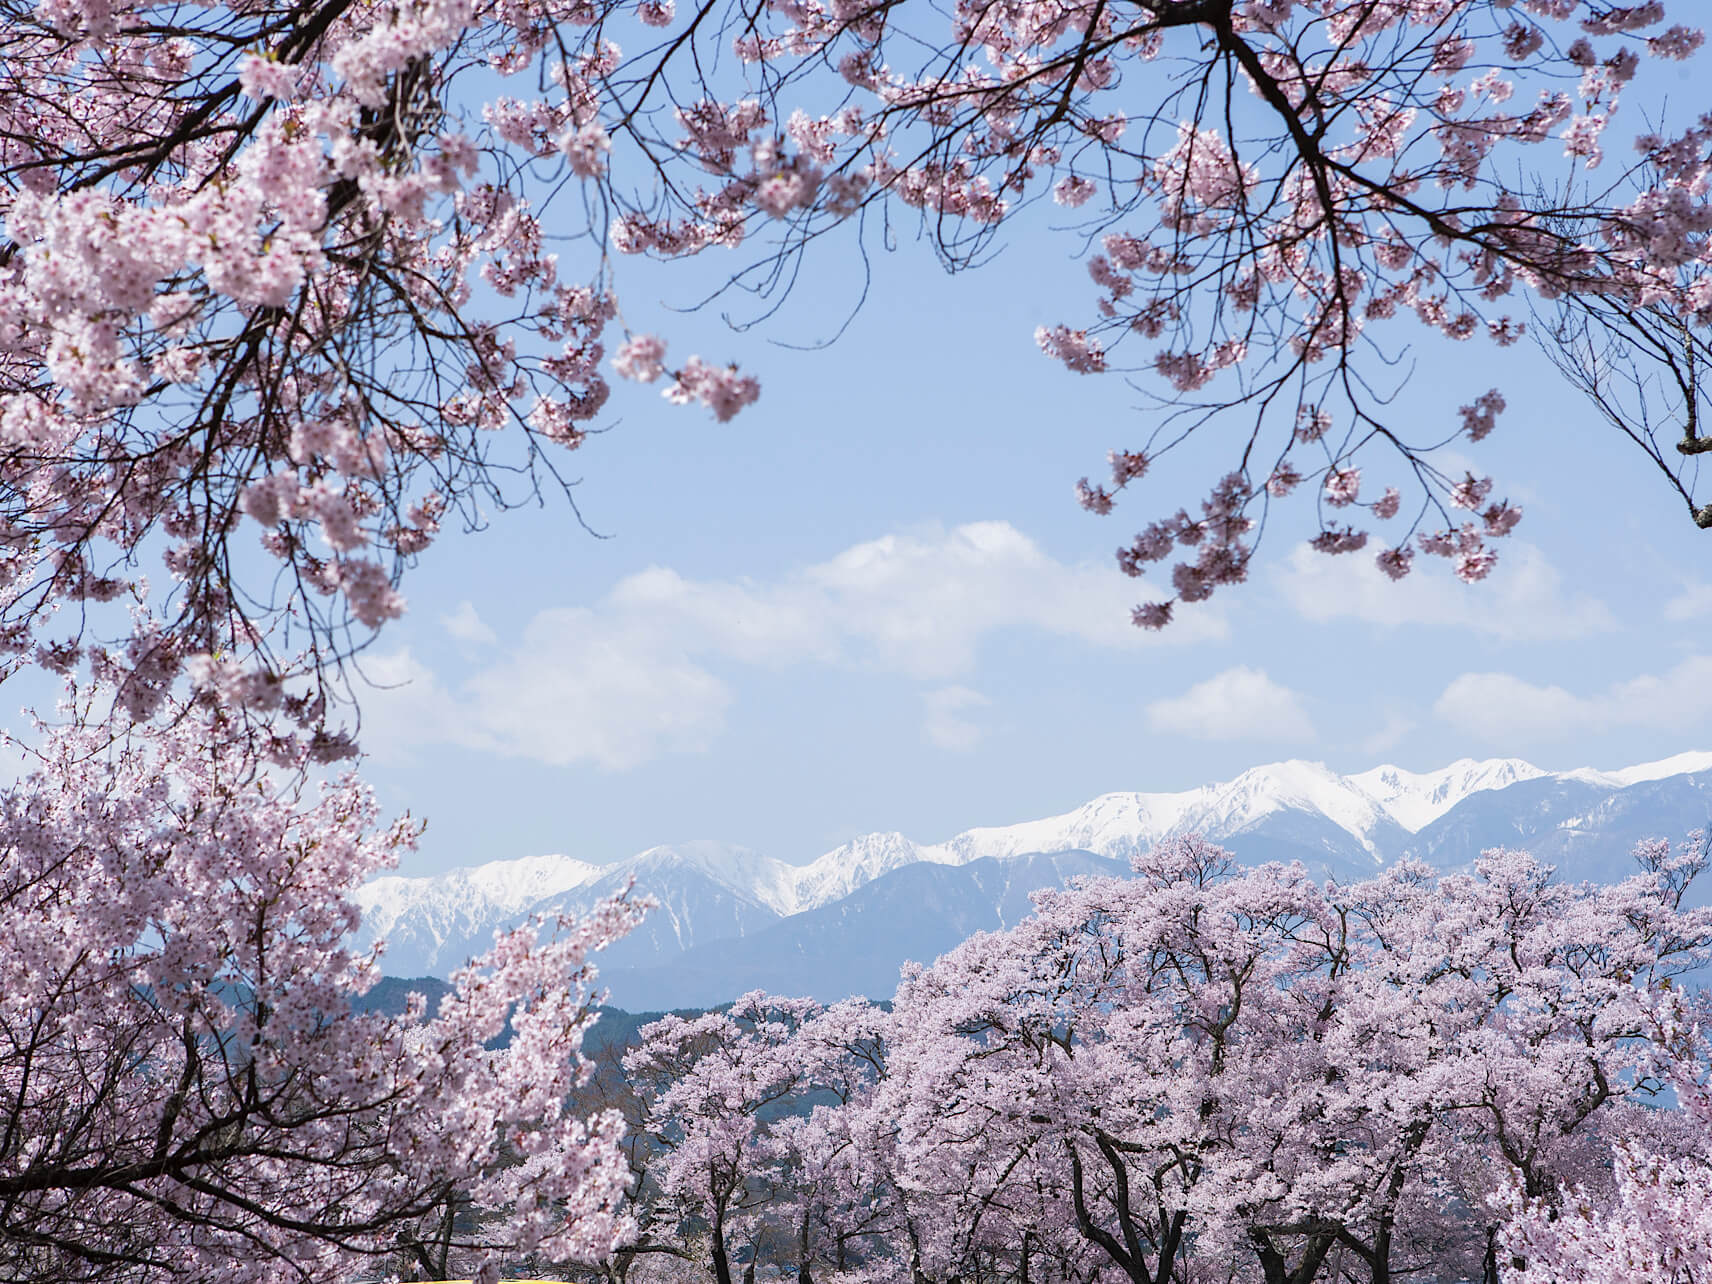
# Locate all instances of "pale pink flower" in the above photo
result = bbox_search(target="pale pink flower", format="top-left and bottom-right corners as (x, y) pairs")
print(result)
(1460, 390), (1506, 441)
(1076, 479), (1114, 515)
(1648, 26), (1705, 59)
(1267, 463), (1302, 497)
(614, 333), (668, 383)
(663, 356), (760, 421)
(335, 558), (405, 628)
(1449, 474), (1493, 510)
(1295, 406), (1332, 443)
(1311, 526), (1368, 554)
(1036, 325), (1106, 374)
(1323, 467), (1361, 507)
(560, 122), (611, 178)
(1375, 546), (1413, 580)
(237, 54), (299, 100)
(1109, 449), (1148, 486)
(1054, 175), (1096, 207)
(1455, 546), (1498, 582)
(241, 473), (302, 529)
(1483, 500), (1523, 537)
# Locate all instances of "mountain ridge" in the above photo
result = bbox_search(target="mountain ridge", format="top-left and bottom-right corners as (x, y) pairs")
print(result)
(354, 750), (1712, 988)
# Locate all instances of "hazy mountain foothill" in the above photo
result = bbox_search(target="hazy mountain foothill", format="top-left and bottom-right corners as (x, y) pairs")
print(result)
(358, 752), (1712, 1011)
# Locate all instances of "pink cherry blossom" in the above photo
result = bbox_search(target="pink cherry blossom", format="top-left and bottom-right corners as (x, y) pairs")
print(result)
(0, 682), (645, 1280)
(614, 333), (670, 383)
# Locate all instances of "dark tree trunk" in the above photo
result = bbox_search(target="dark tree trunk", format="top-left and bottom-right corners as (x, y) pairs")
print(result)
(798, 1206), (814, 1284)
(1066, 1136), (1176, 1284)
(711, 1215), (734, 1284)
(1250, 1228), (1336, 1284)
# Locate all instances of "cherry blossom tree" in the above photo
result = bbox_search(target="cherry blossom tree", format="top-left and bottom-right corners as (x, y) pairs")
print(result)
(620, 995), (903, 1284)
(0, 690), (643, 1282)
(1499, 985), (1712, 1284)
(597, 834), (1711, 1284)
(624, 994), (828, 1284)
(767, 1000), (897, 1284)
(1496, 833), (1712, 1284)
(5, 0), (1712, 701)
(868, 835), (1712, 1284)
(9, 0), (1712, 1272)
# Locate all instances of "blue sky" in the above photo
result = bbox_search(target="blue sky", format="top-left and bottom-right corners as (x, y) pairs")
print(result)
(350, 205), (1712, 877)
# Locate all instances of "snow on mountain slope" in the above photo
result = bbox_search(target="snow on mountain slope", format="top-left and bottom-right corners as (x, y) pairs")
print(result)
(943, 761), (1401, 864)
(355, 841), (782, 975)
(624, 841), (800, 915)
(790, 832), (945, 911)
(1346, 758), (1547, 832)
(944, 791), (1184, 863)
(1172, 761), (1395, 855)
(1608, 750), (1712, 787)
(356, 852), (603, 944)
(359, 750), (1712, 980)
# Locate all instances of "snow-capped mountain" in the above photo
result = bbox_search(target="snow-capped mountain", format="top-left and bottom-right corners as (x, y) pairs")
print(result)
(601, 850), (1131, 1012)
(355, 750), (1712, 1000)
(358, 841), (786, 976)
(1345, 757), (1547, 832)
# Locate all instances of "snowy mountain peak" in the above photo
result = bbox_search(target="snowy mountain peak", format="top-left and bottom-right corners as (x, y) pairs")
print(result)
(1347, 757), (1548, 832)
(792, 832), (935, 912)
(604, 842), (802, 916)
(356, 851), (603, 927)
(929, 762), (1387, 868)
(1199, 760), (1388, 841)
(1608, 750), (1712, 787)
(460, 851), (604, 907)
(357, 748), (1712, 983)
(945, 795), (1157, 864)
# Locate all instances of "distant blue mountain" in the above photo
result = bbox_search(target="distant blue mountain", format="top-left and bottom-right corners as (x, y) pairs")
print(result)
(362, 753), (1712, 1008)
(599, 850), (1128, 1009)
(1402, 771), (1712, 884)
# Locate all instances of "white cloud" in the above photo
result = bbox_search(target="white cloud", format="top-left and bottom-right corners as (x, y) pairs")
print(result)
(1434, 655), (1712, 742)
(463, 610), (734, 769)
(1664, 581), (1712, 622)
(441, 600), (498, 647)
(608, 520), (1225, 679)
(368, 521), (1209, 770)
(361, 619), (733, 771)
(1146, 667), (1316, 743)
(922, 686), (991, 751)
(1275, 542), (1614, 642)
(354, 649), (464, 766)
(1361, 711), (1416, 756)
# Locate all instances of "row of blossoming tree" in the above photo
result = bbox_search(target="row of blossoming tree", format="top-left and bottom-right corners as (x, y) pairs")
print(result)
(8, 0), (1712, 1277)
(606, 836), (1712, 1284)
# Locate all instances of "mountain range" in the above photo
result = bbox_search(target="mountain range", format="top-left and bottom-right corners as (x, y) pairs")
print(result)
(354, 751), (1712, 1009)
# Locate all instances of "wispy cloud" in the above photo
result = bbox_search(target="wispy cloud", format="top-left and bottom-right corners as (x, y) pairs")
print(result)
(922, 686), (991, 751)
(363, 521), (1219, 770)
(605, 520), (1224, 678)
(360, 636), (732, 771)
(1275, 543), (1614, 642)
(1361, 711), (1416, 756)
(1434, 655), (1712, 742)
(441, 600), (498, 647)
(1663, 581), (1712, 622)
(1145, 667), (1316, 743)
